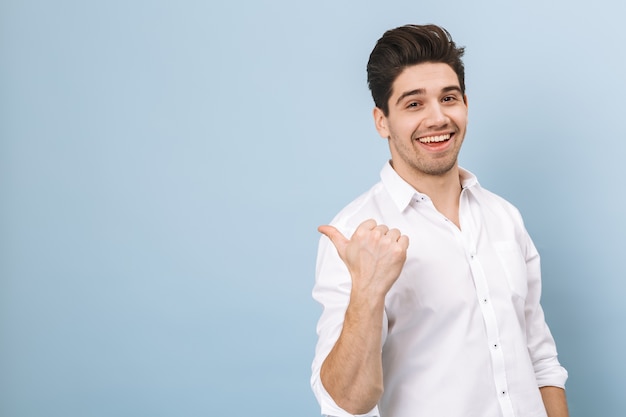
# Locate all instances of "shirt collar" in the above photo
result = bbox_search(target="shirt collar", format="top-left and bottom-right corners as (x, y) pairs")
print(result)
(459, 167), (479, 189)
(380, 161), (480, 212)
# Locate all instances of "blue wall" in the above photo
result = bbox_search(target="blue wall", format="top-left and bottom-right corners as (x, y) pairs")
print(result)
(1, 1), (624, 416)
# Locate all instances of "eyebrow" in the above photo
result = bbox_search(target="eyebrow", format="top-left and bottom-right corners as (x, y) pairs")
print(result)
(395, 85), (463, 105)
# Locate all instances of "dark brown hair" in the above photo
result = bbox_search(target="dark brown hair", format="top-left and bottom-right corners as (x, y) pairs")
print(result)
(367, 24), (466, 115)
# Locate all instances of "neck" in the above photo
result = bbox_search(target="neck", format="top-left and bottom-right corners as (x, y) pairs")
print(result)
(399, 165), (463, 228)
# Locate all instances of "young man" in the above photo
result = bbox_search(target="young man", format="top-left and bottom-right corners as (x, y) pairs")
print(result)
(311, 25), (569, 417)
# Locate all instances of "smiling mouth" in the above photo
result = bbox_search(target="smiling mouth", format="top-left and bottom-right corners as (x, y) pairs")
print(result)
(417, 133), (451, 144)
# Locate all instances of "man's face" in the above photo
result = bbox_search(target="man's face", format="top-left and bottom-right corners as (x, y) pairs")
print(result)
(374, 62), (468, 182)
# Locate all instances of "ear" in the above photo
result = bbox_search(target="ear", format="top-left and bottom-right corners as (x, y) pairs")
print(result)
(463, 94), (469, 106)
(373, 107), (390, 139)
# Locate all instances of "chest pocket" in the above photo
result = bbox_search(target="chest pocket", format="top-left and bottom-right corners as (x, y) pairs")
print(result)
(493, 240), (528, 300)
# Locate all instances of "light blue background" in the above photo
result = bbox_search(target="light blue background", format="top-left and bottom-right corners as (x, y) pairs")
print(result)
(1, 0), (624, 416)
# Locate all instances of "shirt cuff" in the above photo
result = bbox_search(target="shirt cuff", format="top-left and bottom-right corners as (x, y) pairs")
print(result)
(536, 363), (568, 389)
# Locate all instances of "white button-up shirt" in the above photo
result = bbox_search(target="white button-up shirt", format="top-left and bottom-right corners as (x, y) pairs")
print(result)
(311, 162), (567, 417)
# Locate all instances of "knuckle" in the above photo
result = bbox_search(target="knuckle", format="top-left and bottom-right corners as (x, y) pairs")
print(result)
(392, 243), (407, 256)
(370, 229), (384, 240)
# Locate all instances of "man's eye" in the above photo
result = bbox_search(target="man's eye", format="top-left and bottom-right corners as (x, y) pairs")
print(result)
(442, 96), (457, 102)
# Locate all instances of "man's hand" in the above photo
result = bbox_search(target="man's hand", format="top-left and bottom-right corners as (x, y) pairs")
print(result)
(318, 219), (409, 298)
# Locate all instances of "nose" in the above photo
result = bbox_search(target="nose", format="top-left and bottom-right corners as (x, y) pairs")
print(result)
(424, 103), (449, 127)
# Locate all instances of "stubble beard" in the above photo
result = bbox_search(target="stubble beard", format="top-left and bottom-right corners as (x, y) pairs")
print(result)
(415, 156), (458, 176)
(392, 134), (461, 178)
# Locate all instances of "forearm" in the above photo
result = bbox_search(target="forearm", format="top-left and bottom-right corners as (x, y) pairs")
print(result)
(540, 386), (569, 417)
(320, 295), (386, 415)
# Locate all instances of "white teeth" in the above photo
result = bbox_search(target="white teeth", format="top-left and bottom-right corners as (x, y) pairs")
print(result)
(418, 134), (450, 143)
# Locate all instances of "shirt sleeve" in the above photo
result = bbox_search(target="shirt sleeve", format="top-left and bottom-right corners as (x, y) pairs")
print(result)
(310, 231), (382, 417)
(518, 214), (569, 389)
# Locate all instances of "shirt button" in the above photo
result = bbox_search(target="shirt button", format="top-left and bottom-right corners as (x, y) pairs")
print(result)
(492, 343), (499, 349)
(500, 390), (507, 396)
(482, 298), (488, 304)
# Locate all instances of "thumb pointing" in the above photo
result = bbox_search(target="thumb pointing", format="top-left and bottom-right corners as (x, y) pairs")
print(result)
(318, 225), (349, 255)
